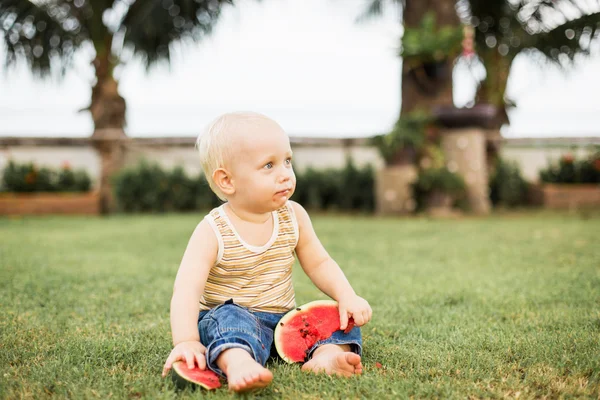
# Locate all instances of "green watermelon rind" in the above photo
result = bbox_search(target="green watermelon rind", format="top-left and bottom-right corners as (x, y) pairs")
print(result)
(171, 360), (222, 390)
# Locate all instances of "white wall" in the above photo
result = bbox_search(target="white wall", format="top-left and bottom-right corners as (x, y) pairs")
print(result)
(1, 138), (597, 189)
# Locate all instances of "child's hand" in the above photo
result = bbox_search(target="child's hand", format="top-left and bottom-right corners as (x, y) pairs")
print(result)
(162, 340), (207, 377)
(338, 295), (372, 331)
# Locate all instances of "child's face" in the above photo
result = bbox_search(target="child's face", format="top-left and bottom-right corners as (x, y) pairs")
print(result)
(228, 121), (295, 212)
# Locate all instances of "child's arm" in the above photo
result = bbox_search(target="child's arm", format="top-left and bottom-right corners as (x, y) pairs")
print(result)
(162, 219), (217, 377)
(291, 201), (372, 330)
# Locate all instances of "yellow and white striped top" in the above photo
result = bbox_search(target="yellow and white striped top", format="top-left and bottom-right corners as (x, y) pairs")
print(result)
(199, 202), (298, 313)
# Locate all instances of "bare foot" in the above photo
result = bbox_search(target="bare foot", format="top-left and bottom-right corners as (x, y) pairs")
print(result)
(301, 344), (363, 377)
(216, 348), (273, 392)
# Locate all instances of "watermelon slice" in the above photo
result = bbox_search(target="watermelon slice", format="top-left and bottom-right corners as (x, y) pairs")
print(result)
(172, 361), (222, 390)
(274, 300), (355, 363)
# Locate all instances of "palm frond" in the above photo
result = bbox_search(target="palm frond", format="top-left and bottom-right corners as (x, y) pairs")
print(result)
(356, 0), (384, 22)
(118, 0), (234, 68)
(526, 11), (600, 61)
(467, 0), (524, 59)
(467, 0), (599, 59)
(355, 0), (403, 23)
(520, 0), (600, 30)
(0, 0), (90, 77)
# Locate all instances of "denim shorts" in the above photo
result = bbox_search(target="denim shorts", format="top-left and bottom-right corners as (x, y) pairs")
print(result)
(198, 299), (362, 377)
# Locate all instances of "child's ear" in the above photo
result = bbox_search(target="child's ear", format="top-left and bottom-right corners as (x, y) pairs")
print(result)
(213, 168), (235, 196)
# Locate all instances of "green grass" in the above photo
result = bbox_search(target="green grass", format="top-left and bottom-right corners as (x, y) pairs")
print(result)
(1, 211), (599, 399)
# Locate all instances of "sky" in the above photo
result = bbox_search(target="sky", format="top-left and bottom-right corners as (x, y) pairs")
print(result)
(0, 0), (599, 138)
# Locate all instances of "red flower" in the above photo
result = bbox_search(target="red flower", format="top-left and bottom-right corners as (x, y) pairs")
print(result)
(593, 158), (600, 171)
(561, 154), (574, 164)
(25, 172), (37, 184)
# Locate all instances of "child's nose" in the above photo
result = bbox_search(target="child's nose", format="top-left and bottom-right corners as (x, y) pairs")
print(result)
(279, 168), (293, 182)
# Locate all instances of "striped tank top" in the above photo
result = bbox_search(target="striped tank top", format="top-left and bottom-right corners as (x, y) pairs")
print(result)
(200, 202), (298, 313)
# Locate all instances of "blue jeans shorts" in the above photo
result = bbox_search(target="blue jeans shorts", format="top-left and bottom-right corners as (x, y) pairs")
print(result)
(198, 300), (362, 377)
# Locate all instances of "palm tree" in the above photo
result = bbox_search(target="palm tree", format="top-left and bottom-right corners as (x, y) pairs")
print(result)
(361, 0), (599, 215)
(464, 0), (600, 113)
(359, 0), (600, 116)
(0, 0), (235, 213)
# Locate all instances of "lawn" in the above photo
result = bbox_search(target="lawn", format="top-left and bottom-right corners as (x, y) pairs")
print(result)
(1, 211), (599, 399)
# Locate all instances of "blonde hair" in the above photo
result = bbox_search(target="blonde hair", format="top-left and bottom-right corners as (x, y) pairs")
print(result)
(196, 111), (281, 200)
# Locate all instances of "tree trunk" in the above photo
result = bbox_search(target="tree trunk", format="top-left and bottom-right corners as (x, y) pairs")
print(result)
(376, 0), (459, 215)
(89, 38), (127, 215)
(476, 50), (512, 124)
(474, 49), (513, 171)
(401, 0), (459, 115)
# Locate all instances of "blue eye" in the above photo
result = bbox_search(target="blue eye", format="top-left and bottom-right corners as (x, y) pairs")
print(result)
(264, 162), (273, 169)
(285, 158), (292, 165)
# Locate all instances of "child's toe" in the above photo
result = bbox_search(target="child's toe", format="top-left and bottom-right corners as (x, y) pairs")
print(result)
(345, 352), (361, 366)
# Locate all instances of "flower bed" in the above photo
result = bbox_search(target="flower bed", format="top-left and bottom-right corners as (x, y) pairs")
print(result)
(533, 153), (600, 209)
(1, 161), (97, 216)
(530, 184), (600, 209)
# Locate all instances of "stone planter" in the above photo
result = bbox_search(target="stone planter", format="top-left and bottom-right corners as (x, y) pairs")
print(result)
(375, 166), (418, 215)
(424, 190), (460, 217)
(425, 190), (452, 209)
(0, 192), (100, 216)
(432, 104), (505, 215)
(440, 129), (491, 214)
(530, 184), (600, 209)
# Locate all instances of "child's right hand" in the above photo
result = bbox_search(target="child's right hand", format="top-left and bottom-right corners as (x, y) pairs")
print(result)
(162, 340), (207, 377)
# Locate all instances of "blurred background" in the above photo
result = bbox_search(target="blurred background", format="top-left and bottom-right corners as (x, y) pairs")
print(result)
(1, 0), (599, 216)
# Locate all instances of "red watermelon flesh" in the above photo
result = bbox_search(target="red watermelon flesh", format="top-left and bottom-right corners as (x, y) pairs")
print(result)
(274, 300), (355, 363)
(172, 361), (221, 390)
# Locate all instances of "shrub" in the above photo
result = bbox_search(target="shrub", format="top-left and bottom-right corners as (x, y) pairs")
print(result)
(1, 161), (92, 193)
(72, 170), (92, 192)
(113, 159), (375, 213)
(112, 161), (221, 213)
(371, 111), (431, 165)
(539, 152), (600, 184)
(292, 158), (375, 212)
(489, 158), (529, 208)
(292, 167), (339, 210)
(343, 161), (375, 212)
(414, 167), (466, 195)
(412, 167), (466, 211)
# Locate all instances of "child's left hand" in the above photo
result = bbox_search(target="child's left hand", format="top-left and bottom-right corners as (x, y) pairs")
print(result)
(338, 294), (372, 331)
